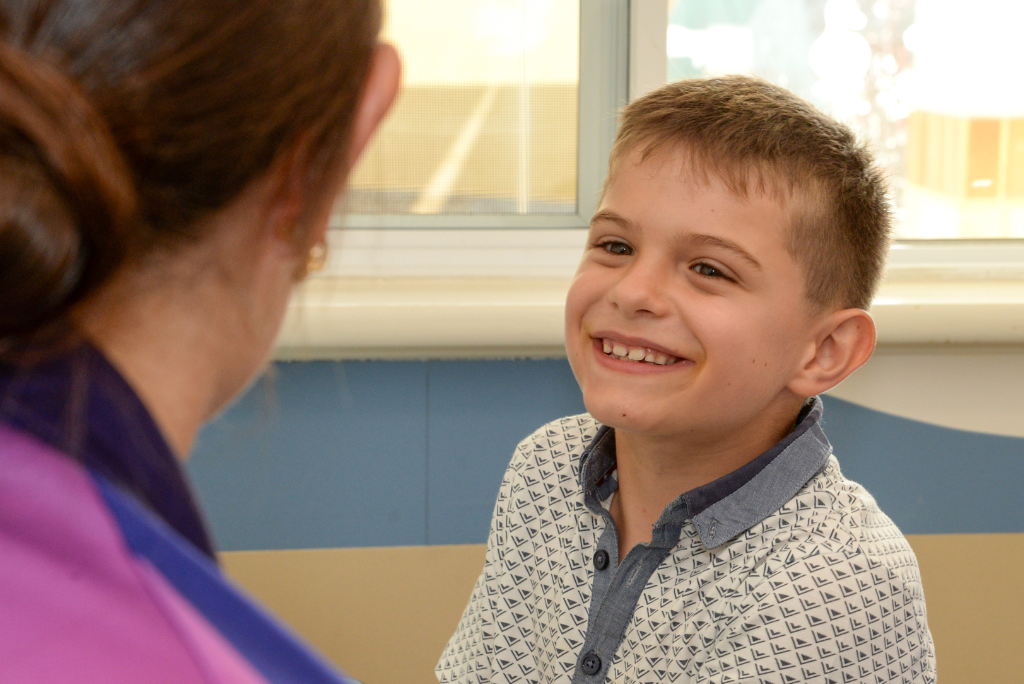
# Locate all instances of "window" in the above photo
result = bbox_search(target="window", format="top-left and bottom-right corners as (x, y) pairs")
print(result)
(334, 0), (625, 231)
(666, 0), (1024, 240)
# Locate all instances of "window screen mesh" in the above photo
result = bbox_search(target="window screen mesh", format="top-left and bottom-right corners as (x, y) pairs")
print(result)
(343, 0), (579, 215)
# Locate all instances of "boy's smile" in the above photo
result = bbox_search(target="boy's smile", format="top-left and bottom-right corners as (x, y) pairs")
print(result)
(566, 145), (823, 448)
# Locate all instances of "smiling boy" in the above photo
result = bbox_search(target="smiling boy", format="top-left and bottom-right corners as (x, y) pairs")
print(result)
(438, 76), (935, 684)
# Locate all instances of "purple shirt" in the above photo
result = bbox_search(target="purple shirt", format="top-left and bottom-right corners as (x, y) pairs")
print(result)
(0, 345), (213, 556)
(0, 422), (270, 683)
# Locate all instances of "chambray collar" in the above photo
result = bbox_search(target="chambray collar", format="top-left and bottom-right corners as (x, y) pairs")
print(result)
(579, 396), (831, 549)
(0, 344), (215, 558)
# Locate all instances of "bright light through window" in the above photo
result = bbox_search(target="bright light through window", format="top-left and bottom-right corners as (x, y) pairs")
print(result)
(668, 0), (1024, 240)
(343, 0), (580, 216)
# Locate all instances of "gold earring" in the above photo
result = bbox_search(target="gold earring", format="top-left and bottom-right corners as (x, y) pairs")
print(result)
(305, 240), (327, 275)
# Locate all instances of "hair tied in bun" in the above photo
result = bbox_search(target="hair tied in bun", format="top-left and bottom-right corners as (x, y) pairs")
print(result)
(0, 40), (136, 341)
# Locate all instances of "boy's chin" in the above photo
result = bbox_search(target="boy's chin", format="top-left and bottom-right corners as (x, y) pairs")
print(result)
(584, 396), (677, 436)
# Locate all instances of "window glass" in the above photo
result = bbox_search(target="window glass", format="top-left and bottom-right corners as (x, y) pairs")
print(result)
(344, 0), (580, 215)
(667, 0), (1024, 239)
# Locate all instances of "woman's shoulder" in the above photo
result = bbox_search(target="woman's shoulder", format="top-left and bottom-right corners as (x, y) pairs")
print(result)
(0, 423), (268, 684)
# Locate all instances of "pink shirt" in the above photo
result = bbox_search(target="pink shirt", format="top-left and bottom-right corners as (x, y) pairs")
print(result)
(0, 423), (269, 683)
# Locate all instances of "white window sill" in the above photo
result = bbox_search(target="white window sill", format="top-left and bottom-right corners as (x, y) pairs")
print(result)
(273, 231), (1024, 360)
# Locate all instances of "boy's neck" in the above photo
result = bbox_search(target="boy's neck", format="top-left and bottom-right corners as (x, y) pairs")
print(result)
(609, 401), (804, 560)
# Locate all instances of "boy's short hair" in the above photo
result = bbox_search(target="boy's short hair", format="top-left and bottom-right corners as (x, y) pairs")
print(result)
(608, 75), (891, 311)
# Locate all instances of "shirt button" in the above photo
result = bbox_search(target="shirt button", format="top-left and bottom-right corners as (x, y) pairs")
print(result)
(593, 549), (609, 570)
(580, 652), (602, 676)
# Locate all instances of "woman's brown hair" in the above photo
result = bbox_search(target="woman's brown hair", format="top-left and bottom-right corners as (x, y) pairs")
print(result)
(0, 0), (382, 347)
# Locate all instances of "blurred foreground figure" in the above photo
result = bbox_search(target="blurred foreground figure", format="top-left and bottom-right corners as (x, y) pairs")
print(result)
(0, 2), (398, 682)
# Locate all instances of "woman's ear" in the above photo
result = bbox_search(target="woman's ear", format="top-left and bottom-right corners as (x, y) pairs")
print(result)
(788, 308), (876, 397)
(346, 43), (401, 172)
(260, 43), (400, 247)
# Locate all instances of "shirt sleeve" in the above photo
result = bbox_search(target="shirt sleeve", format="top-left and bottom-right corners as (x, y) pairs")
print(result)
(698, 540), (936, 684)
(436, 430), (539, 684)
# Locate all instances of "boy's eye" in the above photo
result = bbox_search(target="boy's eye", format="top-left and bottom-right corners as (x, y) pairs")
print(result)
(602, 241), (633, 256)
(692, 262), (725, 278)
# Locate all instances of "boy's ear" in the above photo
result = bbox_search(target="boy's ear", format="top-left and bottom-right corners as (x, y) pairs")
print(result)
(787, 308), (876, 397)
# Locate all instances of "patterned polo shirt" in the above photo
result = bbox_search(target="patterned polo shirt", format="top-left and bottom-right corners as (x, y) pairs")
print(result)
(437, 398), (936, 684)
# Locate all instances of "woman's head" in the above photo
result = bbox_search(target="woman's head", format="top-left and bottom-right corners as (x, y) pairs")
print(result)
(0, 0), (392, 349)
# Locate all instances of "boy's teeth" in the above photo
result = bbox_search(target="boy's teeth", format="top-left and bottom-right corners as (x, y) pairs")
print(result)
(601, 338), (681, 366)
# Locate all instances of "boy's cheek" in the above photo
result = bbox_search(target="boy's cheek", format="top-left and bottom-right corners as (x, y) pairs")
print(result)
(563, 285), (597, 356)
(564, 275), (597, 320)
(565, 332), (589, 388)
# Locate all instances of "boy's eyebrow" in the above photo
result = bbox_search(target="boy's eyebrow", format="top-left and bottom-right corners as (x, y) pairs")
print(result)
(590, 210), (635, 231)
(684, 233), (763, 270)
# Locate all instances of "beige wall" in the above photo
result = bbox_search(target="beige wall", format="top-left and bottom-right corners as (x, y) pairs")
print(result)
(828, 345), (1024, 438)
(224, 545), (485, 684)
(910, 534), (1024, 683)
(223, 534), (1024, 684)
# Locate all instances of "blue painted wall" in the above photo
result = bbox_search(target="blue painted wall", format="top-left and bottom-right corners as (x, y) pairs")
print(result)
(189, 360), (585, 550)
(820, 400), (1024, 535)
(188, 359), (1024, 551)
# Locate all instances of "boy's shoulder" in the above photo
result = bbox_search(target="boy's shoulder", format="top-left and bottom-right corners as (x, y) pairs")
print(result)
(508, 413), (602, 474)
(657, 456), (937, 684)
(798, 455), (912, 549)
(738, 455), (928, 631)
(491, 414), (602, 508)
(755, 454), (917, 566)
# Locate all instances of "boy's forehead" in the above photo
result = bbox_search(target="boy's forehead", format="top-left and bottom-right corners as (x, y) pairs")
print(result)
(602, 142), (803, 229)
(609, 141), (796, 201)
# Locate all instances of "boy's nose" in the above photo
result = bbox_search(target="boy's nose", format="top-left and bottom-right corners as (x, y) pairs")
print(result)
(607, 260), (671, 318)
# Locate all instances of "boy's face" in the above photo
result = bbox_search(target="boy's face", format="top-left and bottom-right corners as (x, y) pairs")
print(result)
(566, 145), (823, 443)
